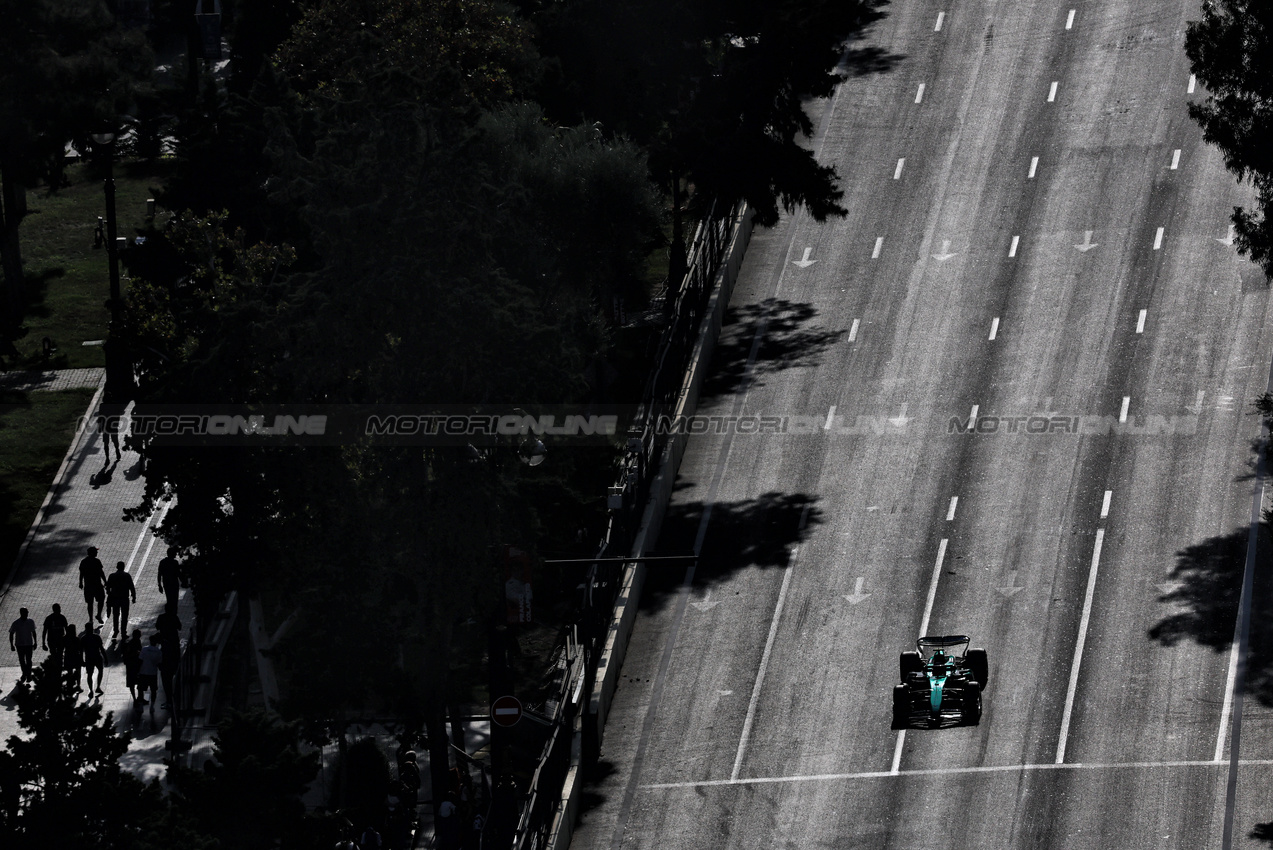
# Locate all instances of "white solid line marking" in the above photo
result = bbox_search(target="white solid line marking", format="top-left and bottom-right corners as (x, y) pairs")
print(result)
(935, 11), (945, 31)
(918, 539), (948, 641)
(733, 543), (802, 780)
(1028, 156), (1039, 179)
(848, 319), (859, 343)
(1188, 74), (1196, 94)
(969, 404), (979, 422)
(894, 158), (905, 179)
(824, 406), (837, 430)
(1048, 81), (1058, 102)
(642, 758), (1273, 790)
(872, 236), (883, 258)
(1217, 638), (1240, 762)
(1136, 309), (1147, 334)
(1065, 9), (1076, 29)
(1120, 397), (1131, 423)
(989, 317), (999, 341)
(947, 497), (959, 521)
(1009, 235), (1019, 257)
(1171, 149), (1181, 170)
(1154, 227), (1164, 250)
(1056, 528), (1105, 763)
(890, 731), (906, 775)
(1101, 490), (1112, 519)
(129, 501), (172, 584)
(915, 83), (925, 104)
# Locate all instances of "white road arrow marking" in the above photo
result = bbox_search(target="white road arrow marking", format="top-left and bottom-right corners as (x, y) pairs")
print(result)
(888, 403), (911, 426)
(932, 239), (957, 261)
(998, 575), (1025, 597)
(791, 247), (817, 268)
(844, 577), (871, 605)
(1075, 231), (1099, 252)
(691, 589), (721, 612)
(1218, 224), (1235, 246)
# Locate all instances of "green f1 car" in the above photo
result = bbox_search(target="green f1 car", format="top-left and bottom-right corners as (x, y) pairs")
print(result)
(892, 635), (988, 728)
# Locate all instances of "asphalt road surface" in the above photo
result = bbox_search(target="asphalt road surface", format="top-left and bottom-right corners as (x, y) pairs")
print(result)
(569, 1), (1273, 848)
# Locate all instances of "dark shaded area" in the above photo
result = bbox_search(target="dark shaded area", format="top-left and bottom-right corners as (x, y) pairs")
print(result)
(700, 299), (845, 399)
(1148, 524), (1273, 705)
(1252, 822), (1273, 844)
(641, 491), (822, 614)
(839, 41), (906, 79)
(1148, 529), (1244, 651)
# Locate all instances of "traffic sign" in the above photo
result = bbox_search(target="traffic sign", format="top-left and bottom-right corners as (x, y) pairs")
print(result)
(492, 695), (522, 727)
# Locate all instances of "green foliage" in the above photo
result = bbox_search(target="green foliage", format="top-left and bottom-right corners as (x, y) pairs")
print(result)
(278, 0), (540, 108)
(170, 708), (319, 850)
(1186, 1), (1273, 279)
(535, 0), (892, 225)
(0, 658), (206, 850)
(0, 0), (152, 327)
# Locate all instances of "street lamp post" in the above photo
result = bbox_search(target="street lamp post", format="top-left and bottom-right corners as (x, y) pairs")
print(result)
(90, 131), (121, 328)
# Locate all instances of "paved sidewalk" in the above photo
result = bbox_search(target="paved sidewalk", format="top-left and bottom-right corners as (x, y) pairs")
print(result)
(0, 367), (106, 393)
(1, 389), (200, 781)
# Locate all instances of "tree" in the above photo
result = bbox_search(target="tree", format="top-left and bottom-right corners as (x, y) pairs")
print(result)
(169, 708), (320, 850)
(0, 0), (150, 332)
(1186, 1), (1273, 279)
(534, 0), (892, 227)
(0, 659), (209, 850)
(276, 0), (540, 109)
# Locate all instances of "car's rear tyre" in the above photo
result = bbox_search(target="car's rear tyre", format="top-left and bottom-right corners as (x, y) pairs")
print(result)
(965, 690), (982, 725)
(900, 651), (923, 678)
(967, 648), (988, 691)
(892, 684), (910, 725)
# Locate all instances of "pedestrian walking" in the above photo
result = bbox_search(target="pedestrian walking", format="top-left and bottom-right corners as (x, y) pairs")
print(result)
(137, 634), (162, 715)
(80, 623), (106, 695)
(41, 603), (69, 669)
(104, 561), (137, 640)
(156, 602), (182, 709)
(78, 546), (107, 624)
(95, 401), (123, 463)
(123, 629), (143, 701)
(8, 608), (37, 683)
(63, 624), (83, 693)
(157, 547), (182, 612)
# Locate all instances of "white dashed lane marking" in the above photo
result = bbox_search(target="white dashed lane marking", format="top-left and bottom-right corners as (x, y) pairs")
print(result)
(872, 236), (884, 259)
(935, 11), (945, 32)
(1048, 81), (1058, 102)
(894, 158), (905, 179)
(946, 496), (959, 521)
(848, 319), (859, 343)
(989, 317), (1000, 341)
(1066, 9), (1076, 29)
(1137, 310), (1147, 334)
(1154, 227), (1164, 250)
(1009, 235), (1019, 257)
(915, 83), (926, 104)
(1028, 156), (1039, 179)
(1171, 149), (1181, 170)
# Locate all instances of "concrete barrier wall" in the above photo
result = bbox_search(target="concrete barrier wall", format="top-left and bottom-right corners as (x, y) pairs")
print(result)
(589, 204), (755, 748)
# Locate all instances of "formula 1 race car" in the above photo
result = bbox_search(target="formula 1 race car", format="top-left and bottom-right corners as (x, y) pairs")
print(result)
(892, 635), (988, 728)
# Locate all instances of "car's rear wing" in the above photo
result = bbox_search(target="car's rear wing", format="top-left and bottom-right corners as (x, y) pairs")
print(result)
(917, 635), (971, 649)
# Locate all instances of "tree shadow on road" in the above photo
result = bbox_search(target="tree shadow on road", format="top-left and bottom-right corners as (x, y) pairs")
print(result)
(640, 490), (823, 615)
(700, 299), (846, 400)
(1147, 523), (1273, 706)
(1251, 822), (1273, 844)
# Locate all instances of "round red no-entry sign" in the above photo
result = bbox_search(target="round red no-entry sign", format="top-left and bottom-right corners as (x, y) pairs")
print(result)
(491, 695), (522, 727)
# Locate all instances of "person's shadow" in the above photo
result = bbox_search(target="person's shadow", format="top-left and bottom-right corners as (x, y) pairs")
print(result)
(89, 457), (119, 487)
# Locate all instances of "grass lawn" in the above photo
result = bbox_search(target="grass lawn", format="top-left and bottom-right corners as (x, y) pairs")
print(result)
(0, 388), (98, 574)
(9, 159), (173, 370)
